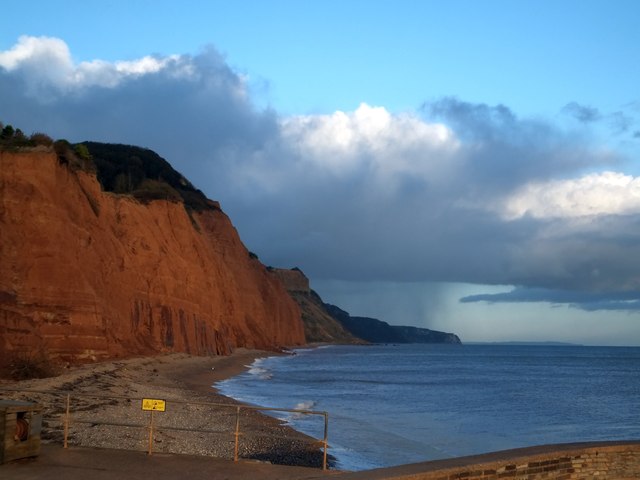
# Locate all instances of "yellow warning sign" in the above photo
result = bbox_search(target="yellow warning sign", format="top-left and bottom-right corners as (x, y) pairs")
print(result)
(142, 398), (166, 412)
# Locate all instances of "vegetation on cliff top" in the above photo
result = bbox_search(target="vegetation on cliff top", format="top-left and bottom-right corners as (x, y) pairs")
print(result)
(0, 121), (217, 212)
(1, 122), (55, 149)
(81, 141), (217, 211)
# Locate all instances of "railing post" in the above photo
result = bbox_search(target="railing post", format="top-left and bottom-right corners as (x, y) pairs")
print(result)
(323, 412), (329, 471)
(234, 406), (241, 462)
(63, 394), (70, 449)
(147, 410), (155, 455)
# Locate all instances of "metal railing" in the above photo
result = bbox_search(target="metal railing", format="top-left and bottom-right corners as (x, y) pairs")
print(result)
(0, 388), (329, 470)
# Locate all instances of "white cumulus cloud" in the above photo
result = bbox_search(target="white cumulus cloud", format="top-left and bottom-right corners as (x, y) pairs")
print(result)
(0, 35), (76, 96)
(502, 171), (640, 220)
(0, 35), (224, 97)
(280, 103), (459, 181)
(0, 35), (71, 71)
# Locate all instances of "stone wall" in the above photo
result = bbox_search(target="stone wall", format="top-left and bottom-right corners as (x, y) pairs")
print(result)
(331, 441), (640, 480)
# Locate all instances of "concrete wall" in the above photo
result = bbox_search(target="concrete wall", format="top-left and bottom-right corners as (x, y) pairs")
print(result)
(330, 441), (640, 480)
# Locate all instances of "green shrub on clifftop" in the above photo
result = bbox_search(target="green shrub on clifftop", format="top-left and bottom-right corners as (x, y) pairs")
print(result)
(132, 178), (182, 203)
(82, 141), (217, 211)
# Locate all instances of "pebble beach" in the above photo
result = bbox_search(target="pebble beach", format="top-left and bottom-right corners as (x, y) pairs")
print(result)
(0, 350), (329, 469)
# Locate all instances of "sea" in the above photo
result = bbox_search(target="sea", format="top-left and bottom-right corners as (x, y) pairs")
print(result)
(216, 344), (640, 471)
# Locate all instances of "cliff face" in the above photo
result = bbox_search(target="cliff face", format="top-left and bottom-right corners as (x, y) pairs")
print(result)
(0, 150), (305, 362)
(269, 268), (362, 344)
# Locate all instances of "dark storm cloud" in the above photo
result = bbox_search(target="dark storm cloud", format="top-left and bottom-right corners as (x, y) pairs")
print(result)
(461, 287), (640, 312)
(2, 37), (640, 313)
(561, 101), (602, 123)
(231, 100), (633, 296)
(424, 97), (612, 190)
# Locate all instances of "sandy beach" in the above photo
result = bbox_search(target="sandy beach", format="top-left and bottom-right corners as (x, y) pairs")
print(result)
(0, 349), (330, 469)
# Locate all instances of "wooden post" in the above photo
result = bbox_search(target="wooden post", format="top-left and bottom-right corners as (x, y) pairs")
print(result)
(147, 410), (154, 455)
(234, 406), (241, 462)
(323, 412), (329, 471)
(63, 394), (70, 449)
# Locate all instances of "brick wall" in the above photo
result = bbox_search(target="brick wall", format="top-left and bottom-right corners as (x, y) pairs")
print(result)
(330, 441), (640, 480)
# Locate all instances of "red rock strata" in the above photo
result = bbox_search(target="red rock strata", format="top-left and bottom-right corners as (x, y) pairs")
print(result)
(0, 151), (305, 362)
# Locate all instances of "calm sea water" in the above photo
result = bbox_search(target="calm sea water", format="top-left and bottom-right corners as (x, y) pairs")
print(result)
(216, 344), (640, 471)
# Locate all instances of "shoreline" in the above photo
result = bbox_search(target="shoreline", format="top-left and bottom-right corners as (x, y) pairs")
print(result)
(0, 349), (331, 469)
(171, 348), (280, 396)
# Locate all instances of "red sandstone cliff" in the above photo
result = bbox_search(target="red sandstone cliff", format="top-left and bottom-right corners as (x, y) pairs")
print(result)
(0, 150), (305, 362)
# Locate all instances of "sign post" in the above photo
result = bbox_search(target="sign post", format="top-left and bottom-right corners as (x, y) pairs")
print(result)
(142, 398), (166, 455)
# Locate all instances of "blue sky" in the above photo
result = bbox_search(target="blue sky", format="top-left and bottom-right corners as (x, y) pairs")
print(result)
(3, 1), (638, 115)
(2, 1), (640, 345)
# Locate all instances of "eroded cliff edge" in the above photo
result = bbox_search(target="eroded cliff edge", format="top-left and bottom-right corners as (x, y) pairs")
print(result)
(0, 149), (305, 362)
(269, 268), (362, 344)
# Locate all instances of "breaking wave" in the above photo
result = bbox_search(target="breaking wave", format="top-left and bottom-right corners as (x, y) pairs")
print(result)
(293, 400), (317, 411)
(247, 359), (273, 380)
